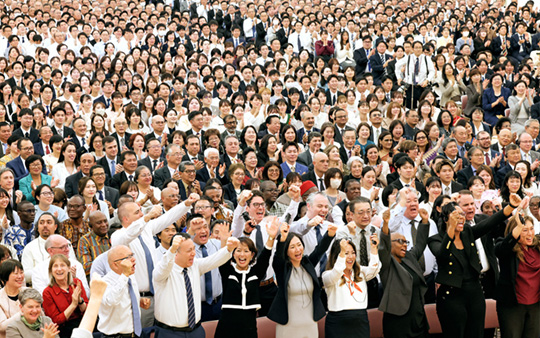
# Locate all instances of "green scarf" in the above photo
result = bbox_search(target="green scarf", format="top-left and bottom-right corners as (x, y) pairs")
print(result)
(21, 315), (42, 331)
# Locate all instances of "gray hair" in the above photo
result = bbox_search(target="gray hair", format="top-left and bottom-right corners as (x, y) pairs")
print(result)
(306, 192), (328, 207)
(166, 144), (180, 155)
(442, 137), (457, 151)
(178, 161), (195, 172)
(44, 234), (66, 251)
(525, 119), (539, 128)
(19, 288), (43, 305)
(134, 165), (150, 182)
(347, 156), (363, 168)
(0, 167), (14, 178)
(204, 147), (219, 158)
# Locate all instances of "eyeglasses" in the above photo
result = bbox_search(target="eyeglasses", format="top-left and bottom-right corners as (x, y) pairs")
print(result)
(250, 202), (265, 208)
(114, 253), (134, 262)
(21, 147), (33, 151)
(92, 172), (106, 177)
(392, 239), (410, 245)
(184, 170), (196, 174)
(51, 243), (72, 250)
(195, 205), (212, 210)
(41, 191), (54, 196)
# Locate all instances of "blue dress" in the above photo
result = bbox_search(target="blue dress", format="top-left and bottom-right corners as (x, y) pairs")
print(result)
(482, 87), (511, 126)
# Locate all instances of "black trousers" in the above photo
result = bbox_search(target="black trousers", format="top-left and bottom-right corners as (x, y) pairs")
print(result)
(436, 281), (485, 338)
(497, 301), (540, 338)
(404, 84), (425, 110)
(200, 297), (222, 322)
(258, 283), (277, 317)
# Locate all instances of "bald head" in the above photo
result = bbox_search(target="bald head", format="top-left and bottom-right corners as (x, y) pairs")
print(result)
(44, 234), (66, 250)
(313, 152), (329, 176)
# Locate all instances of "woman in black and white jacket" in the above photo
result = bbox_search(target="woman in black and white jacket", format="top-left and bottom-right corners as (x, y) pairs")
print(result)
(215, 218), (279, 338)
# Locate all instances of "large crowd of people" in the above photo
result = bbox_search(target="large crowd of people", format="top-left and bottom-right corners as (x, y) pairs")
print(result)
(0, 0), (539, 337)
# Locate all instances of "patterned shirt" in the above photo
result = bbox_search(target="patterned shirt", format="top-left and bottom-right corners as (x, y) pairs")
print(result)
(77, 231), (111, 276)
(58, 219), (90, 250)
(1, 223), (34, 258)
(267, 201), (290, 217)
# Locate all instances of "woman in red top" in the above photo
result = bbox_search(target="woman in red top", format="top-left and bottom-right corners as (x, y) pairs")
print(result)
(495, 208), (540, 338)
(42, 254), (88, 338)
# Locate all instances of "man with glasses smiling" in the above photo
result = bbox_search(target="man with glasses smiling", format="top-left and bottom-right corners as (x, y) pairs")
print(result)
(31, 234), (89, 295)
(111, 116), (132, 152)
(90, 164), (119, 210)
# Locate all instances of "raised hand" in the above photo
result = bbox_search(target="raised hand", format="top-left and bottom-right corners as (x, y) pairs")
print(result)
(185, 193), (200, 206)
(419, 208), (429, 224)
(120, 258), (134, 277)
(170, 235), (185, 254)
(509, 193), (523, 208)
(226, 236), (240, 252)
(287, 184), (301, 202)
(266, 216), (280, 239)
(327, 223), (337, 237)
(41, 322), (60, 338)
(238, 190), (253, 207)
(280, 223), (290, 241)
(147, 205), (163, 220)
(308, 215), (323, 228)
(346, 221), (356, 235)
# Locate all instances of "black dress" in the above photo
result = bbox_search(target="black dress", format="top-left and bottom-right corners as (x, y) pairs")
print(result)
(215, 247), (272, 338)
(383, 262), (429, 338)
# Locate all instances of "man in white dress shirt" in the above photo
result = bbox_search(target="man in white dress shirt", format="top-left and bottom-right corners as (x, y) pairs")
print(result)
(153, 233), (238, 338)
(99, 245), (149, 337)
(291, 193), (334, 276)
(336, 196), (381, 308)
(388, 187), (438, 303)
(21, 212), (76, 283)
(31, 234), (89, 295)
(111, 193), (200, 328)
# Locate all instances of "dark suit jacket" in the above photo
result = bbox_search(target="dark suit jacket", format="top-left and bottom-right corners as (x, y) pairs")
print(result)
(182, 153), (204, 163)
(510, 33), (531, 58)
(353, 47), (370, 78)
(222, 183), (242, 208)
(267, 232), (333, 325)
(390, 179), (427, 202)
(325, 89), (344, 106)
(137, 156), (165, 174)
(111, 132), (133, 151)
(6, 156), (46, 188)
(196, 165), (228, 186)
(456, 165), (476, 187)
(496, 163), (514, 188)
(33, 142), (45, 157)
(428, 208), (508, 288)
(97, 155), (121, 180)
(104, 186), (120, 209)
(339, 146), (355, 166)
(51, 125), (75, 140)
(110, 172), (133, 191)
(220, 153), (243, 170)
(378, 222), (428, 316)
(65, 172), (84, 197)
(403, 123), (419, 140)
(296, 128), (320, 145)
(369, 53), (393, 85)
(225, 36), (246, 47)
(12, 128), (39, 144)
(153, 166), (173, 189)
(93, 95), (112, 108)
(220, 130), (241, 143)
(531, 101), (540, 121)
(276, 27), (292, 48)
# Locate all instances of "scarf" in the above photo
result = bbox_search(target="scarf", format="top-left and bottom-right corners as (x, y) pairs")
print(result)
(21, 315), (42, 331)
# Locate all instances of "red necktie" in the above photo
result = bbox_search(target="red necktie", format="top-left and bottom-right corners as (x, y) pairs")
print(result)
(484, 152), (490, 165)
(46, 145), (51, 155)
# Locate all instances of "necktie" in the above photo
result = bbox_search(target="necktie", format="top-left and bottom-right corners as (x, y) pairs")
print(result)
(138, 235), (155, 294)
(413, 57), (420, 85)
(348, 150), (352, 158)
(290, 165), (295, 172)
(318, 178), (325, 191)
(127, 279), (142, 336)
(444, 186), (450, 195)
(297, 34), (302, 52)
(111, 160), (116, 176)
(183, 269), (197, 329)
(381, 54), (387, 74)
(81, 137), (86, 147)
(120, 138), (125, 148)
(252, 24), (256, 39)
(106, 98), (111, 107)
(152, 159), (158, 171)
(235, 38), (238, 47)
(485, 152), (491, 165)
(46, 105), (50, 116)
(24, 132), (29, 138)
(410, 220), (426, 271)
(201, 245), (213, 305)
(45, 145), (50, 155)
(359, 229), (368, 266)
(254, 225), (264, 257)
(129, 174), (133, 181)
(98, 190), (104, 200)
(366, 49), (372, 71)
(315, 225), (327, 275)
(58, 129), (63, 138)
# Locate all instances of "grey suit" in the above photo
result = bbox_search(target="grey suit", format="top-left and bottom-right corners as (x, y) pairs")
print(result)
(104, 186), (120, 209)
(378, 222), (429, 316)
(297, 150), (313, 167)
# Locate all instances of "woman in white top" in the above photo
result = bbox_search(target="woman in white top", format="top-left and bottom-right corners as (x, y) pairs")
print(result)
(50, 142), (78, 191)
(508, 80), (534, 134)
(125, 108), (150, 135)
(308, 96), (328, 129)
(78, 177), (110, 222)
(419, 176), (442, 217)
(363, 145), (391, 187)
(42, 135), (63, 175)
(135, 166), (161, 212)
(322, 168), (347, 207)
(323, 238), (380, 338)
(244, 94), (266, 132)
(360, 166), (384, 215)
(335, 31), (355, 68)
(515, 160), (540, 198)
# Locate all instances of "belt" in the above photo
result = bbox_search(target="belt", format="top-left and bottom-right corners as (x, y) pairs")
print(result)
(139, 291), (154, 297)
(260, 277), (274, 287)
(203, 294), (222, 305)
(156, 321), (201, 332)
(102, 334), (137, 338)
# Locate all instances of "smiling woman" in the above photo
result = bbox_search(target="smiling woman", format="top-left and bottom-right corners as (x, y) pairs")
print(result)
(5, 288), (58, 338)
(0, 260), (25, 338)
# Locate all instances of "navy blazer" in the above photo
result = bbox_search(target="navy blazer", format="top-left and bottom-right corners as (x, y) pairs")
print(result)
(369, 53), (393, 85)
(296, 127), (320, 145)
(12, 128), (40, 144)
(267, 232), (333, 325)
(33, 142), (45, 157)
(222, 183), (242, 208)
(482, 87), (511, 126)
(510, 33), (531, 58)
(353, 47), (370, 78)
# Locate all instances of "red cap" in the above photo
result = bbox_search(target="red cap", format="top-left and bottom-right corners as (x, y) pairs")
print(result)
(300, 181), (317, 196)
